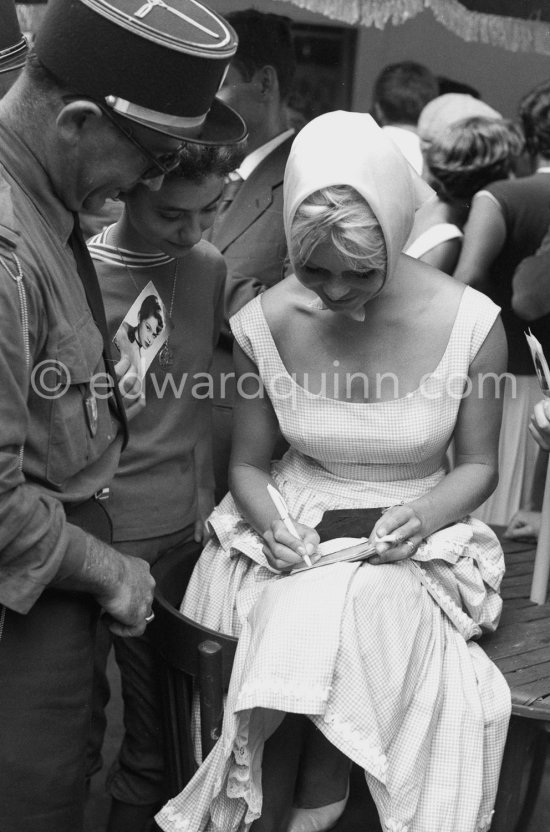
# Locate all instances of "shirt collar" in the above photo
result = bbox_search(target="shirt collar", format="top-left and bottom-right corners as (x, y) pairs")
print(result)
(236, 128), (294, 181)
(0, 120), (74, 244)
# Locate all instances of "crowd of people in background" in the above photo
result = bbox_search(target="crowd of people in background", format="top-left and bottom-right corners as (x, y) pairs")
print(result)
(2, 0), (550, 831)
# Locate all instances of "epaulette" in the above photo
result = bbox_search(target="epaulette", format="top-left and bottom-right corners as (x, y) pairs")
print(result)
(0, 179), (19, 250)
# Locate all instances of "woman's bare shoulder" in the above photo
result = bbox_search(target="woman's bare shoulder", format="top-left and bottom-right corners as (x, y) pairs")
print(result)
(397, 255), (467, 326)
(400, 252), (464, 295)
(261, 274), (312, 325)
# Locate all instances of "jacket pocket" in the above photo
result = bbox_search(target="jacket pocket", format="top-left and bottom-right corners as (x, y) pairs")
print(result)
(46, 318), (105, 487)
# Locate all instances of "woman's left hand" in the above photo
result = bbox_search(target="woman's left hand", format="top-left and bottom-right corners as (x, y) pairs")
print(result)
(368, 503), (424, 563)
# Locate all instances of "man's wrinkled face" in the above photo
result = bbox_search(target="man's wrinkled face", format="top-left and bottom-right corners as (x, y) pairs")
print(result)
(71, 114), (182, 213)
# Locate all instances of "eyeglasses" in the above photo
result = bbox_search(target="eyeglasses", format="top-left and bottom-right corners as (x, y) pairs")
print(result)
(98, 104), (183, 180)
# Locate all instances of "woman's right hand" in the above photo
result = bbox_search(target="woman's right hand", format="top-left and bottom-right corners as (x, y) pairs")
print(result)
(262, 519), (320, 572)
(504, 509), (541, 540)
(529, 399), (550, 451)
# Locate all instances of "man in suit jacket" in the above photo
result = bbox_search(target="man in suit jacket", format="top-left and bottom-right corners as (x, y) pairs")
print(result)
(372, 61), (439, 175)
(208, 9), (297, 499)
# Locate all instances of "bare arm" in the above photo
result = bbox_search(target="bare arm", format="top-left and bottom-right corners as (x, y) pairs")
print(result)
(53, 536), (154, 636)
(419, 238), (462, 276)
(453, 194), (506, 287)
(371, 317), (508, 559)
(229, 343), (318, 570)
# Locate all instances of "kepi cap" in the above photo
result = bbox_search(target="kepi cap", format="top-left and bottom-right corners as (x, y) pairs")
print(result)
(0, 0), (28, 78)
(34, 0), (247, 145)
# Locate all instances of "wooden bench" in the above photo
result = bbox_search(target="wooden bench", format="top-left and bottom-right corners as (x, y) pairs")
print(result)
(480, 529), (550, 832)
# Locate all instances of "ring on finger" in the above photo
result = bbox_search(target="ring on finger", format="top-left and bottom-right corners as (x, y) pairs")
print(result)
(145, 612), (155, 623)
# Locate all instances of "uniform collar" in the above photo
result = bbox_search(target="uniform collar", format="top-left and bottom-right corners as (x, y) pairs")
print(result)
(0, 120), (74, 244)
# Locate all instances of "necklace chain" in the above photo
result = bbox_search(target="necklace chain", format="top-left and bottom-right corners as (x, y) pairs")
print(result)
(109, 226), (178, 319)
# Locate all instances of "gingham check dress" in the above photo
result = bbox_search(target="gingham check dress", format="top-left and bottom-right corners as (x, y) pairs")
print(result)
(157, 287), (511, 832)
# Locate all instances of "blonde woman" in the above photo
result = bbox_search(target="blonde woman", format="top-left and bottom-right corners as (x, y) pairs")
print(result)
(158, 112), (509, 832)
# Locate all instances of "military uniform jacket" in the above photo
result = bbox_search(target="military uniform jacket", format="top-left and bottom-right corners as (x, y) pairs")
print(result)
(0, 121), (121, 614)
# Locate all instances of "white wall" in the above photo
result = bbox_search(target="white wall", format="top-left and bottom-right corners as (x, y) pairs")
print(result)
(207, 1), (550, 118)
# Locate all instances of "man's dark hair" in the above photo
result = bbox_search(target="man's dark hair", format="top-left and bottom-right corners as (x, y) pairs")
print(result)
(169, 141), (246, 183)
(373, 61), (439, 125)
(224, 9), (296, 100)
(519, 79), (550, 158)
(437, 75), (480, 99)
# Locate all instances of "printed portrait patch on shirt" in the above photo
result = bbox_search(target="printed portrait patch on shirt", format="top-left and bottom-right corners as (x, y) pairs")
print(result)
(113, 280), (173, 399)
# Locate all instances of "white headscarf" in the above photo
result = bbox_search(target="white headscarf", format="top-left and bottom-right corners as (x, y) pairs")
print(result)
(284, 111), (433, 282)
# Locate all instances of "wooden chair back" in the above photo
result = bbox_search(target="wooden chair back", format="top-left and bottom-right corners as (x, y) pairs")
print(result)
(149, 541), (238, 795)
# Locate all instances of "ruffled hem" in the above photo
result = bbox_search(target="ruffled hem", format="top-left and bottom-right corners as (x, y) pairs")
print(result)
(414, 562), (482, 640)
(208, 500), (273, 571)
(237, 676), (332, 713)
(477, 810), (494, 832)
(413, 520), (504, 592)
(157, 805), (192, 831)
(225, 710), (261, 820)
(322, 708), (388, 780)
(385, 821), (409, 832)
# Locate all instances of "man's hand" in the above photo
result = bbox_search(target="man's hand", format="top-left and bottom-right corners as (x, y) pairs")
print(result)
(53, 537), (156, 636)
(97, 552), (155, 637)
(504, 509), (541, 541)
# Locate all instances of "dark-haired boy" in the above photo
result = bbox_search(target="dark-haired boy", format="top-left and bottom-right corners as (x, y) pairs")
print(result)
(88, 141), (244, 831)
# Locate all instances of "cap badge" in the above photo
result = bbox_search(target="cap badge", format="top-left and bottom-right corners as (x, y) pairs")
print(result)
(134, 0), (220, 38)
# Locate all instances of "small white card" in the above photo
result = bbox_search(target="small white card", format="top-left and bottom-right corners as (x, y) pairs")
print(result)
(290, 536), (374, 574)
(525, 329), (550, 397)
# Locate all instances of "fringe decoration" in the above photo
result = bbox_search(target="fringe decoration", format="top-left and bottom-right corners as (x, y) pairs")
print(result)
(277, 0), (550, 56)
(427, 0), (550, 55)
(358, 0), (424, 28)
(274, 0), (365, 26)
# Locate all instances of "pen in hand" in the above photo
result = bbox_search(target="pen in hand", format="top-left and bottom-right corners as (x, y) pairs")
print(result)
(266, 483), (313, 568)
(376, 533), (401, 547)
